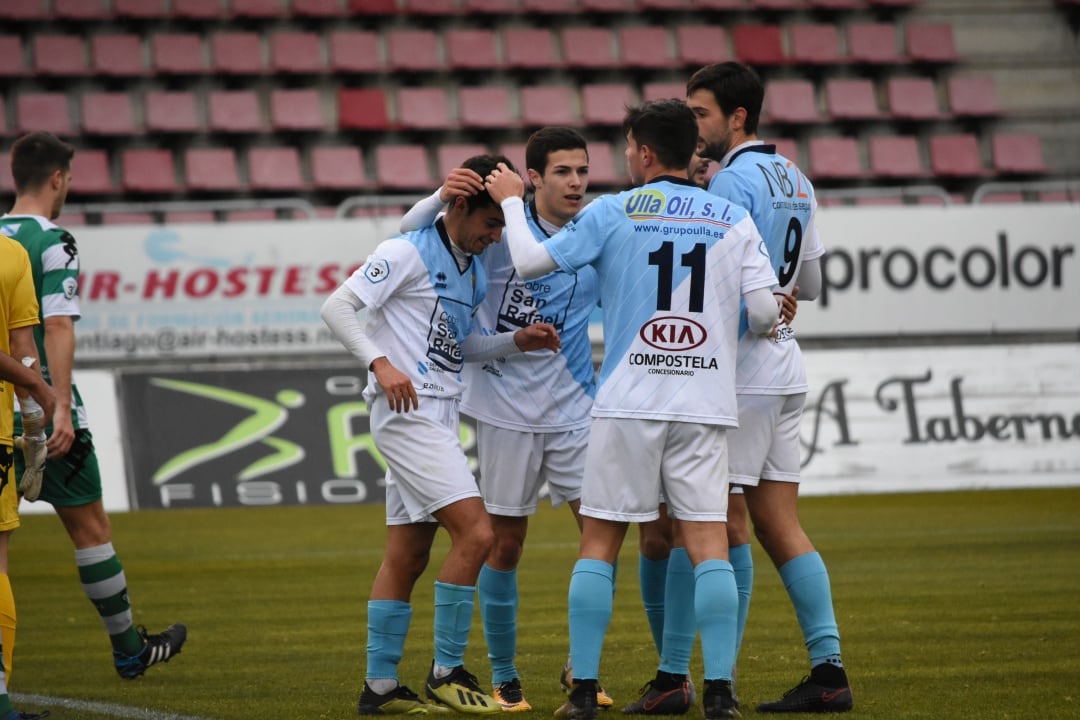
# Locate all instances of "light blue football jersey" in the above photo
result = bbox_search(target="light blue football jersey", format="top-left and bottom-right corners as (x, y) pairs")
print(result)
(543, 177), (776, 426)
(462, 201), (600, 432)
(709, 142), (826, 395)
(345, 220), (486, 404)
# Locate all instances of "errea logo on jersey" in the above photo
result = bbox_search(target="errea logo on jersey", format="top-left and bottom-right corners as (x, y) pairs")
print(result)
(639, 316), (707, 351)
(625, 190), (665, 218)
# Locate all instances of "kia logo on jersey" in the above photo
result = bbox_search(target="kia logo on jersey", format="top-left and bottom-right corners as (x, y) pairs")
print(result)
(639, 316), (707, 351)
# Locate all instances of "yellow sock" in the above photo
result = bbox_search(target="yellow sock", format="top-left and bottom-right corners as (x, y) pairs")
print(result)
(0, 574), (15, 685)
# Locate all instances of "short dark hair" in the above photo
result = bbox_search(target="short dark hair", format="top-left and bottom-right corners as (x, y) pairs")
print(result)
(458, 154), (518, 212)
(686, 62), (764, 135)
(11, 132), (75, 194)
(525, 127), (588, 175)
(621, 99), (698, 170)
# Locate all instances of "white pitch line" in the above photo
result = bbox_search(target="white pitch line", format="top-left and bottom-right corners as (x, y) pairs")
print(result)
(11, 693), (217, 720)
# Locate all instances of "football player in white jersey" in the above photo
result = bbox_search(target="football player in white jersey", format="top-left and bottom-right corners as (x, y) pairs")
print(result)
(686, 62), (852, 714)
(486, 100), (783, 720)
(321, 154), (561, 717)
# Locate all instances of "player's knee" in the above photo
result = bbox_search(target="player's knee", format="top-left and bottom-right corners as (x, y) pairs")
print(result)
(489, 533), (524, 568)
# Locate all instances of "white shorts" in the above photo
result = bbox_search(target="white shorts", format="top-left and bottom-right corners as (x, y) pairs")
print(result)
(370, 397), (481, 525)
(476, 421), (587, 516)
(580, 418), (729, 523)
(728, 393), (805, 488)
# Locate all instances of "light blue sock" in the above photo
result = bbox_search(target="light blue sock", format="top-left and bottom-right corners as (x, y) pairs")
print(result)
(658, 548), (695, 676)
(638, 553), (669, 656)
(568, 559), (614, 681)
(694, 559), (738, 682)
(778, 552), (842, 666)
(478, 564), (519, 684)
(434, 581), (475, 670)
(729, 543), (754, 659)
(366, 599), (412, 680)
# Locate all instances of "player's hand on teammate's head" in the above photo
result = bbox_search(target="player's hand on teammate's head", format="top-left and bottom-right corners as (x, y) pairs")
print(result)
(439, 168), (486, 203)
(513, 323), (561, 353)
(484, 162), (525, 204)
(774, 289), (798, 326)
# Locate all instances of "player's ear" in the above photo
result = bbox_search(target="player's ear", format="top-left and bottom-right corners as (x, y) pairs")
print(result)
(527, 168), (542, 188)
(731, 106), (748, 131)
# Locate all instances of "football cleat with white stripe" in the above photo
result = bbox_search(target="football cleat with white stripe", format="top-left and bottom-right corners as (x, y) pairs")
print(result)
(114, 623), (188, 679)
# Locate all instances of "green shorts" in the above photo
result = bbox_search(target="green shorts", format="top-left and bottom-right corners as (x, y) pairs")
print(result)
(15, 429), (102, 507)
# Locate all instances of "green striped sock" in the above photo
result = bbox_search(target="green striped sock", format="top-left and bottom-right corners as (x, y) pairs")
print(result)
(76, 543), (142, 656)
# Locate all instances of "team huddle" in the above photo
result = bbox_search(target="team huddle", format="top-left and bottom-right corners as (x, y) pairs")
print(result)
(322, 63), (853, 718)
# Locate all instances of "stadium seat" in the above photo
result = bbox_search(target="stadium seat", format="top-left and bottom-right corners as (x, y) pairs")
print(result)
(173, 0), (227, 19)
(582, 0), (636, 10)
(991, 133), (1047, 174)
(346, 0), (398, 12)
(145, 91), (201, 133)
(847, 23), (902, 65)
(101, 212), (156, 225)
(770, 138), (800, 166)
(807, 0), (863, 9)
(503, 28), (561, 69)
(387, 30), (441, 71)
(69, 149), (114, 194)
(82, 92), (137, 136)
(270, 89), (326, 131)
(733, 25), (786, 65)
(980, 191), (1025, 204)
(122, 149), (179, 193)
(338, 88), (391, 130)
(328, 30), (381, 73)
(0, 36), (28, 77)
(397, 87), (453, 130)
(584, 142), (626, 187)
(438, 144), (490, 179)
(374, 145), (434, 190)
(463, 0), (520, 11)
(695, 0), (746, 7)
(762, 80), (821, 124)
(905, 23), (959, 64)
(54, 212), (87, 226)
(16, 93), (73, 135)
(446, 29), (500, 70)
(404, 0), (458, 11)
(164, 211), (216, 224)
(825, 79), (881, 120)
(582, 83), (637, 126)
(459, 86), (516, 129)
(619, 27), (676, 69)
(292, 0), (345, 16)
(789, 23), (844, 65)
(249, 147), (306, 191)
(210, 32), (265, 74)
(91, 34), (147, 77)
(641, 0), (692, 8)
(886, 77), (944, 121)
(33, 35), (88, 76)
(231, 0), (285, 16)
(496, 143), (529, 184)
(0, 0), (48, 20)
(114, 0), (168, 17)
(226, 209), (278, 222)
(868, 136), (925, 179)
(152, 33), (206, 74)
(519, 0), (577, 11)
(562, 28), (618, 68)
(184, 148), (241, 192)
(929, 134), (984, 176)
(947, 75), (1001, 117)
(520, 85), (579, 126)
(208, 90), (264, 132)
(643, 81), (687, 102)
(808, 137), (864, 179)
(270, 31), (324, 74)
(311, 147), (369, 190)
(676, 26), (733, 67)
(752, 0), (803, 8)
(54, 0), (110, 20)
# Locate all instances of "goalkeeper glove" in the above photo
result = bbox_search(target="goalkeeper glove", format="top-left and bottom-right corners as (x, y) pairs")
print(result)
(15, 398), (47, 502)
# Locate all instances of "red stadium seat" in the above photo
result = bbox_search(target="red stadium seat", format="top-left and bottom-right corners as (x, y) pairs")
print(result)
(676, 26), (733, 67)
(769, 138), (800, 166)
(231, 0), (285, 16)
(905, 23), (959, 64)
(292, 0), (345, 16)
(447, 29), (500, 70)
(438, 144), (490, 180)
(947, 75), (1001, 117)
(55, 212), (87, 226)
(404, 0), (458, 11)
(387, 30), (441, 71)
(733, 25), (786, 65)
(641, 0), (691, 8)
(825, 79), (881, 120)
(497, 143), (529, 184)
(582, 0), (635, 9)
(0, 36), (28, 77)
(122, 149), (179, 193)
(164, 211), (217, 224)
(582, 83), (637, 126)
(311, 147), (369, 190)
(210, 32), (265, 74)
(397, 87), (453, 130)
(70, 149), (114, 195)
(463, 0), (520, 11)
(91, 35), (147, 77)
(114, 0), (168, 17)
(584, 142), (627, 187)
(225, 209), (279, 222)
(347, 0), (398, 12)
(519, 0), (577, 11)
(208, 90), (263, 132)
(145, 91), (201, 133)
(459, 86), (516, 129)
(16, 93), (73, 135)
(82, 92), (137, 135)
(270, 31), (324, 74)
(0, 0), (48, 20)
(752, 0), (803, 8)
(562, 28), (618, 69)
(789, 23), (844, 65)
(520, 86), (579, 126)
(807, 0), (863, 8)
(929, 134), (984, 177)
(695, 0), (746, 7)
(338, 88), (391, 130)
(152, 33), (206, 74)
(54, 0), (110, 20)
(762, 80), (821, 124)
(808, 137), (864, 179)
(33, 35), (88, 76)
(991, 133), (1047, 174)
(847, 23), (902, 65)
(886, 77), (944, 121)
(328, 31), (381, 73)
(503, 28), (561, 69)
(184, 148), (241, 192)
(101, 212), (156, 225)
(173, 0), (227, 19)
(375, 145), (434, 190)
(270, 89), (326, 131)
(619, 27), (676, 69)
(643, 82), (687, 102)
(249, 147), (306, 191)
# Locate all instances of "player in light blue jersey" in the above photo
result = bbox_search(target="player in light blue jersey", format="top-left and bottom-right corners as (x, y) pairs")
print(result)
(686, 62), (852, 714)
(487, 100), (783, 720)
(321, 154), (561, 717)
